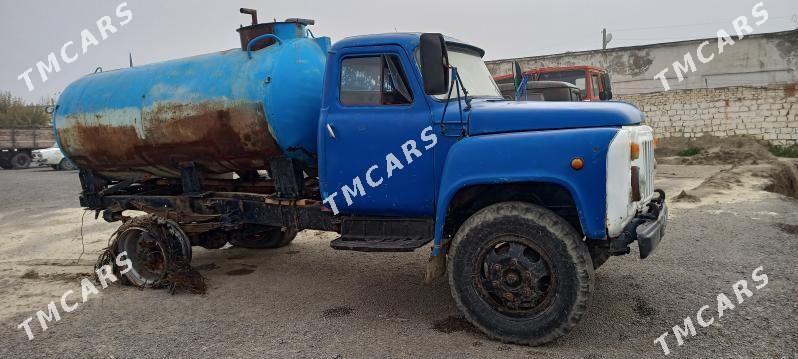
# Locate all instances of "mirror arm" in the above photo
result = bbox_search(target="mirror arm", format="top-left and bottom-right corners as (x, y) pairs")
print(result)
(440, 68), (457, 129)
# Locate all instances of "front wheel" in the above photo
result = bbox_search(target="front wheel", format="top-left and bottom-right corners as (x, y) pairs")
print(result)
(447, 202), (594, 346)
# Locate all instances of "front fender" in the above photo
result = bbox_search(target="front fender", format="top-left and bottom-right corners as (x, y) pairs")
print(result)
(432, 127), (620, 255)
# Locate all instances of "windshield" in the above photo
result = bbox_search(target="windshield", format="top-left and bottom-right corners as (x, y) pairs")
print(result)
(418, 47), (502, 100)
(538, 70), (587, 93)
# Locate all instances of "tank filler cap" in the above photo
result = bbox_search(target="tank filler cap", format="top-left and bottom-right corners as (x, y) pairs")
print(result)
(285, 18), (315, 26)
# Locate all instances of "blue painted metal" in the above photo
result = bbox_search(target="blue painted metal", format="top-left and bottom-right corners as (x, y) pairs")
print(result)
(317, 33), (646, 255)
(430, 127), (620, 256)
(54, 25), (329, 179)
(318, 43), (436, 217)
(247, 34), (282, 59)
(467, 100), (642, 135)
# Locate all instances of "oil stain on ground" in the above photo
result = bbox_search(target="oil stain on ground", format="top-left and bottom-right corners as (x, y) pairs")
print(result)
(775, 223), (798, 235)
(20, 269), (39, 279)
(432, 316), (477, 334)
(225, 268), (255, 276)
(322, 306), (354, 319)
(194, 263), (219, 271)
(633, 297), (658, 318)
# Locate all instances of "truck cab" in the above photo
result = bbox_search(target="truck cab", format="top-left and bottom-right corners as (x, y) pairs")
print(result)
(65, 21), (666, 347)
(317, 34), (666, 344)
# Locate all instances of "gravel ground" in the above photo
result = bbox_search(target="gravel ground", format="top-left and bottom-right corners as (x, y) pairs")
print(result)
(0, 166), (796, 358)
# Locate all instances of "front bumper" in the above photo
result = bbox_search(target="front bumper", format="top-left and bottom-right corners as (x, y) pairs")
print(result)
(611, 189), (668, 259)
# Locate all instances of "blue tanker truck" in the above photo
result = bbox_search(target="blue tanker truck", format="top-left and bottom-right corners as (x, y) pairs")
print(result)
(54, 10), (667, 345)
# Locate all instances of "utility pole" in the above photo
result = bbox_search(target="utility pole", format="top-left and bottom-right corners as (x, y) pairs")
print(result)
(602, 28), (613, 50)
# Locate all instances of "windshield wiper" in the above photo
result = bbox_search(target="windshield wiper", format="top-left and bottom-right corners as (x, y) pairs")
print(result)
(440, 67), (471, 136)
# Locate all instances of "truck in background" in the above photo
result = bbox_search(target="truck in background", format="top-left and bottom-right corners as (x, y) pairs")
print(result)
(497, 81), (583, 101)
(55, 10), (667, 346)
(0, 128), (55, 169)
(495, 65), (613, 101)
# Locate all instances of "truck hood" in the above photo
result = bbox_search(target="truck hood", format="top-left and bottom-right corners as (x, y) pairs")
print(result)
(466, 100), (644, 135)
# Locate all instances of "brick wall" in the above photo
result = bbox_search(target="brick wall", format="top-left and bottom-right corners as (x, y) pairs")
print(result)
(617, 84), (798, 146)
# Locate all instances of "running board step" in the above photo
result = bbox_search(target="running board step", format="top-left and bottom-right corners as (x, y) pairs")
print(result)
(330, 236), (432, 252)
(330, 217), (433, 252)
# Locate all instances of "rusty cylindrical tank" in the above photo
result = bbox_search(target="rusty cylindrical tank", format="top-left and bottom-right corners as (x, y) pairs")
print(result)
(54, 20), (330, 180)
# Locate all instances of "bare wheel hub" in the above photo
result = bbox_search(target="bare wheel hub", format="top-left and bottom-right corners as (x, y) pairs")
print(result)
(120, 227), (169, 287)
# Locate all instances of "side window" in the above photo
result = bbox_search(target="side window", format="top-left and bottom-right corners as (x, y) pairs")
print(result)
(591, 74), (600, 98)
(340, 55), (412, 106)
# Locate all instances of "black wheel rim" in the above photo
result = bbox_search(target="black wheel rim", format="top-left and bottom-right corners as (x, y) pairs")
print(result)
(475, 236), (557, 318)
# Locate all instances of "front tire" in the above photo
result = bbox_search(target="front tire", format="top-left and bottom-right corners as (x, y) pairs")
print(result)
(447, 202), (594, 346)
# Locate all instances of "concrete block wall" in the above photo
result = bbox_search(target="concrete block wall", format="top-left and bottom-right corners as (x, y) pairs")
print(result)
(616, 84), (798, 145)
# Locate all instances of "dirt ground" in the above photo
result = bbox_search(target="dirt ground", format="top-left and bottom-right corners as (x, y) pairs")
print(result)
(0, 161), (797, 358)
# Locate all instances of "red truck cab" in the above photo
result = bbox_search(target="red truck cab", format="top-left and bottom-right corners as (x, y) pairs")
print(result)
(495, 65), (612, 101)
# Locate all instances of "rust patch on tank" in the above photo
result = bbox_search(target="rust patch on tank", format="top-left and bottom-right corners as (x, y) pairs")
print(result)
(58, 122), (142, 169)
(58, 100), (282, 178)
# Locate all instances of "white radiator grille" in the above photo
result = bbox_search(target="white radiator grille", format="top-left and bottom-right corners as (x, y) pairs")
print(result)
(644, 137), (654, 200)
(634, 128), (656, 205)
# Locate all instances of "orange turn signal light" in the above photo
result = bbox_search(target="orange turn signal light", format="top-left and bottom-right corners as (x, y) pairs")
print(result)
(571, 157), (584, 170)
(630, 143), (640, 160)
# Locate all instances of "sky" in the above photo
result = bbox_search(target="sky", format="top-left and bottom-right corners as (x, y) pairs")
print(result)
(1, 0), (796, 102)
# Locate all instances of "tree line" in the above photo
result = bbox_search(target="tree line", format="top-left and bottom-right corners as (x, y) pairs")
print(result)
(0, 91), (53, 128)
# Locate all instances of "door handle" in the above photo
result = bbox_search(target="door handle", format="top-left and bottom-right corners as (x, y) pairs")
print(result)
(326, 123), (336, 139)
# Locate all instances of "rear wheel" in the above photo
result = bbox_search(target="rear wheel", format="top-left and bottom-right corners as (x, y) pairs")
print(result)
(0, 159), (11, 169)
(447, 202), (594, 346)
(10, 152), (31, 169)
(230, 227), (297, 249)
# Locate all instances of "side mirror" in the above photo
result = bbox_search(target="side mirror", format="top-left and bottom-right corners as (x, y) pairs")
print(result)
(600, 73), (613, 100)
(419, 33), (449, 95)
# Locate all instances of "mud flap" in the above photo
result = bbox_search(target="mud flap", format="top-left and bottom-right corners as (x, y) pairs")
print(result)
(424, 253), (446, 283)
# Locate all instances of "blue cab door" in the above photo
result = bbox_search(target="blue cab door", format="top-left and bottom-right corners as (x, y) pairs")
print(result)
(319, 45), (435, 217)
